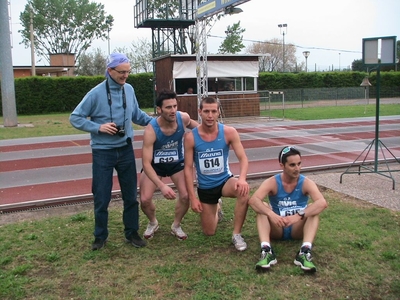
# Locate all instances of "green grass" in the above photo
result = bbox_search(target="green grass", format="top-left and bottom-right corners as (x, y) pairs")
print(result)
(1, 104), (399, 140)
(1, 104), (399, 298)
(0, 108), (153, 140)
(262, 103), (400, 120)
(0, 189), (399, 299)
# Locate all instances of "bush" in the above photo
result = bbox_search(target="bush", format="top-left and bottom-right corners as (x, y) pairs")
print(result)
(0, 73), (153, 115)
(0, 71), (399, 116)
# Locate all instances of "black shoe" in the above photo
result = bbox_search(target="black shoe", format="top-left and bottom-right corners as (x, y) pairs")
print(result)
(126, 232), (147, 248)
(92, 238), (107, 251)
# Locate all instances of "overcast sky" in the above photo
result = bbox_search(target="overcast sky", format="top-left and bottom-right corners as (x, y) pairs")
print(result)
(9, 0), (400, 71)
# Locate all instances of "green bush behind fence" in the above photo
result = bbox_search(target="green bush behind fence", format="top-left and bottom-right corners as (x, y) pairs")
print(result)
(1, 71), (399, 115)
(0, 73), (154, 115)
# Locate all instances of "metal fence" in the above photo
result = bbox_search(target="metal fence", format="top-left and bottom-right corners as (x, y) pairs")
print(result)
(259, 87), (400, 103)
(258, 87), (400, 110)
(214, 87), (399, 122)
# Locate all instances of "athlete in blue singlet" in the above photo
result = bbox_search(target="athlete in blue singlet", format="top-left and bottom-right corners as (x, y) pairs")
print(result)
(140, 89), (198, 241)
(249, 146), (328, 272)
(184, 97), (250, 251)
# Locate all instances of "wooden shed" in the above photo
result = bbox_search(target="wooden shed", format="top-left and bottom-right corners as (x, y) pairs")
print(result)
(153, 54), (260, 120)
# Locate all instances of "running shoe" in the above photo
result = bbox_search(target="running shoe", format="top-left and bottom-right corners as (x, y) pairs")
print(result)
(255, 246), (277, 271)
(143, 221), (159, 239)
(294, 246), (317, 272)
(171, 224), (188, 240)
(232, 234), (247, 251)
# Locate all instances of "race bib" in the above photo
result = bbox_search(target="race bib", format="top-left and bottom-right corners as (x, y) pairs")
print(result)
(198, 149), (224, 175)
(154, 149), (179, 164)
(279, 206), (305, 217)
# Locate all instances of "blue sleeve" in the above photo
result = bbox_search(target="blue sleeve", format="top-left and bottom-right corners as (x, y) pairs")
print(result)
(130, 90), (152, 126)
(69, 92), (101, 134)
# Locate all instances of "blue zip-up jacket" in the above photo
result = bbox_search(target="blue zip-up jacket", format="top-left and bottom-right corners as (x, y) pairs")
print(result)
(70, 78), (152, 149)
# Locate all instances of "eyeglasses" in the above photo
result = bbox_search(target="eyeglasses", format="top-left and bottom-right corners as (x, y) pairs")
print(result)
(111, 68), (130, 75)
(279, 146), (296, 162)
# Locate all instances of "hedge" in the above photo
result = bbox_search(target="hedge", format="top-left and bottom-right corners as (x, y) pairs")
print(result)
(1, 71), (399, 115)
(257, 71), (400, 90)
(0, 73), (154, 115)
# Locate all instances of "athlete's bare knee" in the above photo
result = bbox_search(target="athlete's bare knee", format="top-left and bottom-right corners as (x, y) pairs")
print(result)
(236, 196), (249, 205)
(203, 228), (216, 236)
(179, 194), (189, 203)
(140, 196), (152, 207)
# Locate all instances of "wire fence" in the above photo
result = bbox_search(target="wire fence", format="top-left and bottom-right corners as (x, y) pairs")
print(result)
(215, 87), (399, 123)
(258, 87), (400, 110)
(260, 86), (399, 102)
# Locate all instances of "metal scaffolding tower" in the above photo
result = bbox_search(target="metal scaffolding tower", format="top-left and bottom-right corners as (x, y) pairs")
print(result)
(195, 18), (208, 105)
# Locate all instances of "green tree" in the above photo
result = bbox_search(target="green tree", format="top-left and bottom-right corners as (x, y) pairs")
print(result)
(246, 39), (297, 72)
(218, 21), (245, 54)
(75, 48), (107, 76)
(129, 38), (153, 73)
(19, 0), (113, 63)
(351, 59), (365, 72)
(114, 41), (153, 74)
(147, 0), (180, 19)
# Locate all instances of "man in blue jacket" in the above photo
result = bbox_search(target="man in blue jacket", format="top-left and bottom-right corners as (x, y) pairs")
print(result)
(70, 53), (152, 250)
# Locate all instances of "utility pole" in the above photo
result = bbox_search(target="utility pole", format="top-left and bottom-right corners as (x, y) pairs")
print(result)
(0, 0), (18, 127)
(30, 5), (36, 76)
(278, 24), (287, 72)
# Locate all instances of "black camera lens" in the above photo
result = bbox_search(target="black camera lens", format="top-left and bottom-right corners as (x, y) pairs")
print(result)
(115, 126), (125, 137)
(117, 129), (125, 137)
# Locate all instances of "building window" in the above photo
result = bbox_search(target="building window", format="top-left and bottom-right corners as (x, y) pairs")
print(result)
(175, 77), (256, 94)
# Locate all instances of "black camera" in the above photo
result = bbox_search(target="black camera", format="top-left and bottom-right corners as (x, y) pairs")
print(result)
(115, 125), (125, 137)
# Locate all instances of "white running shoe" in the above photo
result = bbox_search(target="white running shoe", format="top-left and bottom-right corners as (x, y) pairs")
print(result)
(171, 224), (188, 240)
(143, 221), (159, 239)
(232, 234), (247, 251)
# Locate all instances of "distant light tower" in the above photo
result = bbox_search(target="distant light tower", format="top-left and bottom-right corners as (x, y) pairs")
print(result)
(29, 5), (36, 76)
(278, 23), (287, 72)
(339, 52), (341, 71)
(105, 16), (113, 55)
(302, 51), (310, 72)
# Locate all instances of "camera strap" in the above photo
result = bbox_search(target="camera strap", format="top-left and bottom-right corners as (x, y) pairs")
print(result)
(105, 79), (126, 126)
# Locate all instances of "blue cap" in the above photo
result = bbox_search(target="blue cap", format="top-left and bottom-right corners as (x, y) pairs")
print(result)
(105, 53), (130, 77)
(106, 53), (130, 68)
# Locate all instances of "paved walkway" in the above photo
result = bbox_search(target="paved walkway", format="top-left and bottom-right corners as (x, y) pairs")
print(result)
(1, 116), (399, 212)
(308, 164), (400, 211)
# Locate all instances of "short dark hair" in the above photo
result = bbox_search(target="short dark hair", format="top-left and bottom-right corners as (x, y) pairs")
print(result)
(199, 96), (219, 109)
(156, 89), (177, 107)
(278, 146), (301, 164)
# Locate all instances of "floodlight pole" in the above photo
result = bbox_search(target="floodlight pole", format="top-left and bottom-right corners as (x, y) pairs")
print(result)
(302, 51), (310, 72)
(0, 0), (18, 127)
(106, 15), (114, 55)
(278, 24), (287, 72)
(30, 5), (36, 76)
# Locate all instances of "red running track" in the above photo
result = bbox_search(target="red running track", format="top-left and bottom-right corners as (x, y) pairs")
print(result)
(1, 118), (399, 208)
